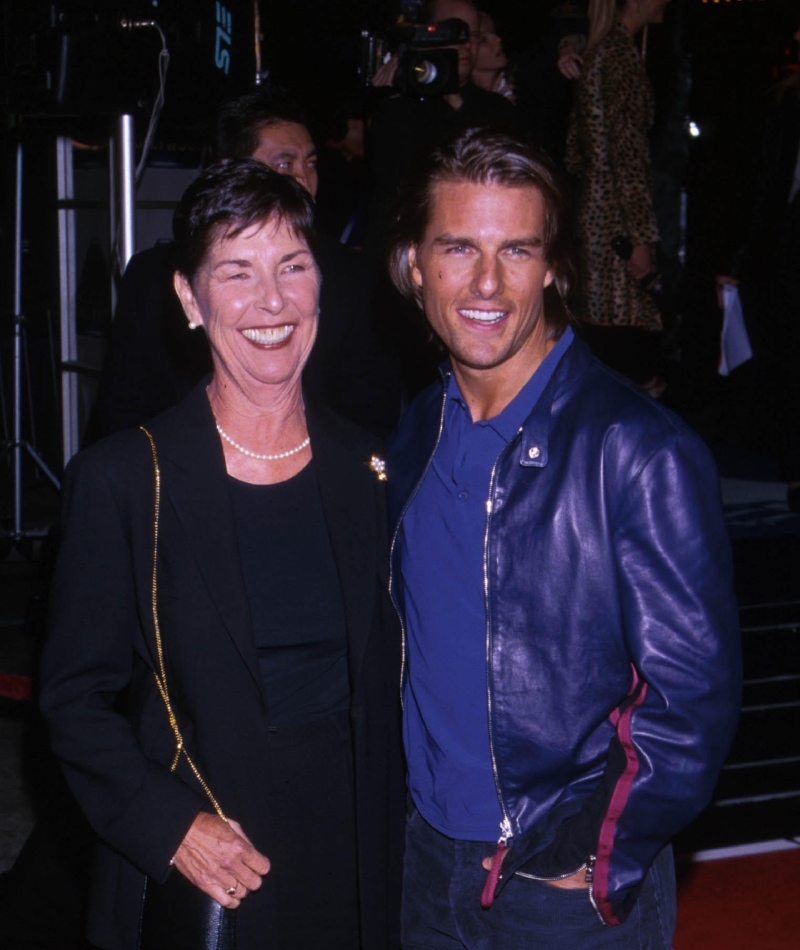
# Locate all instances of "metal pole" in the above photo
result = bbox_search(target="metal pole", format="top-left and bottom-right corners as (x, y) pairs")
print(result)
(109, 132), (118, 313)
(116, 114), (137, 274)
(13, 144), (23, 537)
(3, 142), (62, 544)
(57, 135), (79, 465)
(254, 0), (263, 84)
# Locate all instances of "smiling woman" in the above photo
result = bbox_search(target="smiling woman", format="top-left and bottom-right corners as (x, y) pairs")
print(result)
(171, 159), (320, 483)
(39, 157), (405, 950)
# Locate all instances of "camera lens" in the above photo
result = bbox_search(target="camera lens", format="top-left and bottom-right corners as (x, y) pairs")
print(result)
(413, 60), (439, 85)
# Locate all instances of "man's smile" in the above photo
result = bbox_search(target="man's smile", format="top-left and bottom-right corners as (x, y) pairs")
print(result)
(457, 308), (508, 325)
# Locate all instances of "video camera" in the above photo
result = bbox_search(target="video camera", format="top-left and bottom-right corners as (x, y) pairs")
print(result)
(362, 18), (470, 97)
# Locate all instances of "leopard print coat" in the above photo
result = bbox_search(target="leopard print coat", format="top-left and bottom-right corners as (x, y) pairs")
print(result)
(566, 22), (661, 331)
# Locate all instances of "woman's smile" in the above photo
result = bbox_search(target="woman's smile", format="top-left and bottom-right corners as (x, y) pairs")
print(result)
(241, 325), (295, 346)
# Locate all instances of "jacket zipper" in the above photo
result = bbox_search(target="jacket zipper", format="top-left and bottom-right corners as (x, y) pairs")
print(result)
(388, 379), (449, 707)
(515, 855), (595, 884)
(483, 429), (593, 911)
(586, 855), (604, 923)
(480, 448), (516, 911)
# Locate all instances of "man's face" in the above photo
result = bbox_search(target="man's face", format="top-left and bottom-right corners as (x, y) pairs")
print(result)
(251, 121), (318, 198)
(429, 0), (480, 85)
(409, 179), (554, 386)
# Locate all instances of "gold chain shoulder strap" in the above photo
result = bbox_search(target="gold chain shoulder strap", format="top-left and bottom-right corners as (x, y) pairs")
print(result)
(140, 426), (227, 822)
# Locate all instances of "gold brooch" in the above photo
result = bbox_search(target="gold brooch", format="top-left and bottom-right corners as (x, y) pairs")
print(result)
(368, 455), (388, 481)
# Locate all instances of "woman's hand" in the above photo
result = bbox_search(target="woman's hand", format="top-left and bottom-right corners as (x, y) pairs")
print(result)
(494, 72), (517, 102)
(557, 40), (583, 80)
(172, 813), (270, 908)
(627, 244), (654, 281)
(371, 54), (399, 88)
(715, 275), (739, 309)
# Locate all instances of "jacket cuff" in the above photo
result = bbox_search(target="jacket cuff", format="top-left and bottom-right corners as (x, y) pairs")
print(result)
(104, 764), (207, 881)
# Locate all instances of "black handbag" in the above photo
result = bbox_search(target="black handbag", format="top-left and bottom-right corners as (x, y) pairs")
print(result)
(139, 871), (236, 950)
(137, 426), (237, 950)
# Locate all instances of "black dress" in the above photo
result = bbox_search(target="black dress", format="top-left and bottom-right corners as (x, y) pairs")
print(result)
(230, 461), (360, 947)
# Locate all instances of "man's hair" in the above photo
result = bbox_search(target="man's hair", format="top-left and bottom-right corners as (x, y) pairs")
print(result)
(172, 158), (316, 284)
(423, 0), (478, 24)
(216, 87), (312, 160)
(387, 127), (576, 337)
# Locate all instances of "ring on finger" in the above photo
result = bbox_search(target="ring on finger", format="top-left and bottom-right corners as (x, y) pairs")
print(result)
(226, 885), (237, 896)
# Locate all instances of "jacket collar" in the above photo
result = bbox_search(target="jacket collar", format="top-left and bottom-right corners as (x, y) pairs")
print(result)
(147, 382), (266, 705)
(514, 331), (590, 470)
(147, 382), (379, 710)
(431, 330), (587, 473)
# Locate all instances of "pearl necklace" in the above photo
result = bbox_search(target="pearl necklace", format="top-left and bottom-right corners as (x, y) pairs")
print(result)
(215, 422), (310, 461)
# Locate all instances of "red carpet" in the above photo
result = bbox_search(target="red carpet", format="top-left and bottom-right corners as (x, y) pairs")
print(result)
(0, 671), (33, 701)
(675, 848), (800, 949)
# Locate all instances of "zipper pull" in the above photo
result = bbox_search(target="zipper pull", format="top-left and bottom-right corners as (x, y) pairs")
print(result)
(585, 854), (596, 885)
(480, 821), (512, 909)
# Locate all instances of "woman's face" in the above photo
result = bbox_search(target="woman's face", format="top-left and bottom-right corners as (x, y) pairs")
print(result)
(638, 0), (671, 25)
(475, 15), (507, 72)
(175, 216), (320, 394)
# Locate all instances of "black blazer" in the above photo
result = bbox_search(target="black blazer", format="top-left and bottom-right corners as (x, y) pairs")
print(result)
(41, 383), (404, 950)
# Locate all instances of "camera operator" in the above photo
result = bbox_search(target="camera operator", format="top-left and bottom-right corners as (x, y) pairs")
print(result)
(365, 0), (519, 255)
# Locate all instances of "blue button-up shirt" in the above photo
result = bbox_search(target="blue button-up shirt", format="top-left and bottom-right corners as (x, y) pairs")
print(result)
(399, 327), (574, 840)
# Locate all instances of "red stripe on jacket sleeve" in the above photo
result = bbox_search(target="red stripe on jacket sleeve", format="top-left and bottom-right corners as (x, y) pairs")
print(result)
(593, 672), (649, 926)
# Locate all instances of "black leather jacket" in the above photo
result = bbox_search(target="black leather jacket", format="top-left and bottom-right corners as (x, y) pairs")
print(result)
(387, 337), (741, 925)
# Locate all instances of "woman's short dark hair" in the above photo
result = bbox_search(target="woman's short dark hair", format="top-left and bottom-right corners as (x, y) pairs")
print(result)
(387, 127), (576, 337)
(172, 158), (316, 284)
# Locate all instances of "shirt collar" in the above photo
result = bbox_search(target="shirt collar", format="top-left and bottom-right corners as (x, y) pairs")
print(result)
(446, 326), (574, 441)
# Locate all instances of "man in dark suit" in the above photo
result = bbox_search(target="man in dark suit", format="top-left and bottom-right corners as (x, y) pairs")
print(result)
(92, 88), (400, 440)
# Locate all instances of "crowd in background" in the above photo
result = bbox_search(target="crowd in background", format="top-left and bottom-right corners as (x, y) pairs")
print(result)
(86, 0), (800, 505)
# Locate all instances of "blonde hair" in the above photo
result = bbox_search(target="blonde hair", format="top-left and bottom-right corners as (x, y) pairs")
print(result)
(586, 0), (624, 52)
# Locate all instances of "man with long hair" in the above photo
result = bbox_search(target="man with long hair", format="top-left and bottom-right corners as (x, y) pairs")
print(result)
(386, 127), (740, 948)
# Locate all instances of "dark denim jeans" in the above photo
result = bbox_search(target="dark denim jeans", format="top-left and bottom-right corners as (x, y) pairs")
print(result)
(401, 808), (676, 950)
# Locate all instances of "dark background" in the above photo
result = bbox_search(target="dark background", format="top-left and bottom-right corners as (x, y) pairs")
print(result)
(1, 0), (799, 474)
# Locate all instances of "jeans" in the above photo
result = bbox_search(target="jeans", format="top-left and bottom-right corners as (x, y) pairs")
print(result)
(401, 807), (676, 950)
